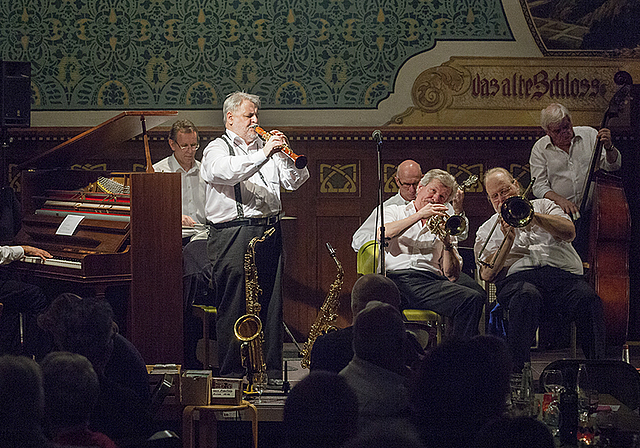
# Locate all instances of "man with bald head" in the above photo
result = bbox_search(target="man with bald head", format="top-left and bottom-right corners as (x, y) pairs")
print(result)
(352, 160), (422, 253)
(309, 274), (423, 373)
(474, 167), (605, 370)
(352, 159), (469, 254)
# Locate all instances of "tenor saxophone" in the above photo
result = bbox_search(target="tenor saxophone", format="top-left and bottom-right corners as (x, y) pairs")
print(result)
(300, 242), (344, 369)
(233, 226), (275, 390)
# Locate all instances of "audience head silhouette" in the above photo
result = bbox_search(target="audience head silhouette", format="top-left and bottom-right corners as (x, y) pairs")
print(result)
(41, 351), (99, 433)
(38, 293), (116, 375)
(352, 300), (406, 374)
(411, 335), (512, 448)
(351, 273), (401, 316)
(283, 370), (359, 448)
(0, 354), (50, 448)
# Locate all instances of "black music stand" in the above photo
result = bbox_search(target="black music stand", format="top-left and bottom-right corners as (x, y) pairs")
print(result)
(373, 130), (386, 275)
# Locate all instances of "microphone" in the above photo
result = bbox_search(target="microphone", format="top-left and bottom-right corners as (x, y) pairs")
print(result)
(372, 129), (382, 143)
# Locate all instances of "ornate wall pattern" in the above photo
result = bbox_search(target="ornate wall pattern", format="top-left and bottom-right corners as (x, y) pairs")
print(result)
(1, 0), (512, 110)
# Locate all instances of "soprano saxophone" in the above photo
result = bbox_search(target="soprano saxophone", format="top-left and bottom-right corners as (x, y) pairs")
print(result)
(233, 227), (275, 391)
(300, 242), (344, 369)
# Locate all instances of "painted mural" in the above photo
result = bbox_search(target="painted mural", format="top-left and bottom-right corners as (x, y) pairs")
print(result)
(1, 0), (512, 110)
(522, 0), (640, 55)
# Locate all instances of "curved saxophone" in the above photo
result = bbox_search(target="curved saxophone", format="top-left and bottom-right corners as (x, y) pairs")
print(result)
(233, 226), (275, 390)
(300, 242), (344, 369)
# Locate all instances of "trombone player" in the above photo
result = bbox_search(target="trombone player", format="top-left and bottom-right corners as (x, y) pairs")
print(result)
(474, 168), (605, 371)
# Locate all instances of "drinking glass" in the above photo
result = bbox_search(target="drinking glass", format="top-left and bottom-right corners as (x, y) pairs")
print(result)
(541, 370), (564, 436)
(577, 364), (599, 413)
(541, 369), (565, 397)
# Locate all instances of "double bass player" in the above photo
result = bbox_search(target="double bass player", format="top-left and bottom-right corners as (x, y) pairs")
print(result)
(529, 102), (622, 260)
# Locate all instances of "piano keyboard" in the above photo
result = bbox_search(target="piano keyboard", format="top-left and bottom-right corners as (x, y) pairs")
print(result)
(20, 256), (82, 270)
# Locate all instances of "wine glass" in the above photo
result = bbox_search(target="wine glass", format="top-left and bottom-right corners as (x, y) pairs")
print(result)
(577, 364), (599, 413)
(540, 370), (564, 436)
(541, 369), (565, 397)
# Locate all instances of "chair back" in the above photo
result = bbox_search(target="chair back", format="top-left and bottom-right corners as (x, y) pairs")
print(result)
(356, 240), (379, 275)
(541, 359), (640, 410)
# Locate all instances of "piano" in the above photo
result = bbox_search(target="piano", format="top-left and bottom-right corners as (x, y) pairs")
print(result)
(13, 111), (185, 364)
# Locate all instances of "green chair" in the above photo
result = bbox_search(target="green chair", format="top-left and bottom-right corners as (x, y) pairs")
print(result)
(357, 240), (445, 347)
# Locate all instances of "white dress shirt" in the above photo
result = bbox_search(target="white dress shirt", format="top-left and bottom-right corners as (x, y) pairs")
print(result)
(153, 154), (206, 239)
(200, 129), (309, 224)
(384, 202), (462, 276)
(0, 245), (24, 264)
(352, 193), (469, 253)
(530, 126), (621, 206)
(474, 198), (583, 277)
(351, 193), (409, 252)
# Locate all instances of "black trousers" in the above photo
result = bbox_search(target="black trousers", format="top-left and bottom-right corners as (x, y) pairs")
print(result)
(205, 222), (284, 379)
(387, 269), (485, 339)
(0, 277), (49, 356)
(495, 266), (605, 371)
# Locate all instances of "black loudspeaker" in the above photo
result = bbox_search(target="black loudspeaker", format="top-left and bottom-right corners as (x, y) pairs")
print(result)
(1, 61), (30, 128)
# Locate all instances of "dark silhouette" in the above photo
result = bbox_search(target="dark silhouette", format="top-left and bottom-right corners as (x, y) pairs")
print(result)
(411, 335), (512, 448)
(283, 370), (359, 448)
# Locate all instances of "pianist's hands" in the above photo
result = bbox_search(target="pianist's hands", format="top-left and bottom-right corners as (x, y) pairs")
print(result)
(182, 215), (197, 227)
(21, 245), (52, 261)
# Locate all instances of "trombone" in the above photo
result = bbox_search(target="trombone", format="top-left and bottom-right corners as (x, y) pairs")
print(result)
(477, 178), (536, 269)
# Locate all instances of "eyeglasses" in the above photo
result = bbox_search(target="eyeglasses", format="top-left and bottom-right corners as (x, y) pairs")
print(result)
(175, 143), (199, 151)
(489, 186), (515, 201)
(397, 179), (419, 189)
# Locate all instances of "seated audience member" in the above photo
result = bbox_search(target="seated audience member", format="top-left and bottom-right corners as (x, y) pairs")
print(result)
(40, 351), (117, 448)
(0, 354), (52, 448)
(474, 167), (605, 371)
(283, 370), (359, 448)
(310, 273), (424, 373)
(411, 335), (512, 448)
(340, 301), (411, 429)
(38, 293), (150, 406)
(473, 416), (554, 448)
(37, 294), (153, 445)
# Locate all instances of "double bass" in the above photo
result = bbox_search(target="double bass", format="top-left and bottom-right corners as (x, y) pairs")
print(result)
(578, 71), (633, 347)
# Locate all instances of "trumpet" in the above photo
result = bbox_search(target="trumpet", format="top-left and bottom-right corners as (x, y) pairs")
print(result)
(427, 213), (467, 240)
(426, 174), (478, 242)
(477, 178), (536, 269)
(251, 125), (308, 169)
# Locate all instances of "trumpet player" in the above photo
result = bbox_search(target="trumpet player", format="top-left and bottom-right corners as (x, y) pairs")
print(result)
(382, 169), (485, 340)
(199, 92), (309, 381)
(474, 168), (605, 371)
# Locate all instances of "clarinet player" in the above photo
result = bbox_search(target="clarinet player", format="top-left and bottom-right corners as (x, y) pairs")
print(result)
(199, 92), (309, 384)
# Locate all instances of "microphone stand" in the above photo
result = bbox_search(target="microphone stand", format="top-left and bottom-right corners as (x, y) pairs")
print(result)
(373, 131), (386, 275)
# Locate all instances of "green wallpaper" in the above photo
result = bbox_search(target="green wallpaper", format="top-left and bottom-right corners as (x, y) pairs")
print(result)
(1, 0), (513, 110)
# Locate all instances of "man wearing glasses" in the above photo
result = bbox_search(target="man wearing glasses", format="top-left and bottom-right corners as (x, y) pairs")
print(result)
(352, 159), (470, 261)
(529, 103), (621, 259)
(352, 159), (423, 253)
(154, 119), (207, 243)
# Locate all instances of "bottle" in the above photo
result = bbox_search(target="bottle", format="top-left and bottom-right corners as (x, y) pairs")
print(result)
(576, 363), (588, 411)
(559, 388), (579, 445)
(623, 344), (630, 364)
(522, 362), (536, 417)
